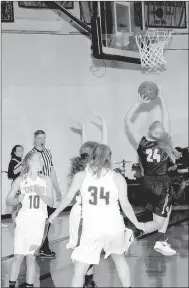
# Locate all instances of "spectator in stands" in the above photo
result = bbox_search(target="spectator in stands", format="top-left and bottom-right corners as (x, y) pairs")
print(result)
(8, 145), (24, 225)
(8, 145), (24, 181)
(168, 147), (188, 205)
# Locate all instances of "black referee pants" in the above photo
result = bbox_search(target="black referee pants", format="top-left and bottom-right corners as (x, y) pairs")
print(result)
(40, 206), (55, 252)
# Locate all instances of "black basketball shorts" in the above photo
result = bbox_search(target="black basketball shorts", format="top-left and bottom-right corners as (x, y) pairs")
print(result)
(142, 175), (175, 218)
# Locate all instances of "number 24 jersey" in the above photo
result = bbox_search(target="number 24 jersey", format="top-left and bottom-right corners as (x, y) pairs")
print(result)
(137, 136), (171, 176)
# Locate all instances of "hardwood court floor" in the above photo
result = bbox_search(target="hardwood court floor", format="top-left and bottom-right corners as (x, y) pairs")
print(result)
(1, 212), (188, 287)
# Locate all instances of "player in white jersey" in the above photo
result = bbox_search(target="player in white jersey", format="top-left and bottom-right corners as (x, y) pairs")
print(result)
(49, 144), (146, 287)
(67, 142), (98, 250)
(6, 150), (53, 288)
(67, 114), (107, 249)
(67, 114), (107, 288)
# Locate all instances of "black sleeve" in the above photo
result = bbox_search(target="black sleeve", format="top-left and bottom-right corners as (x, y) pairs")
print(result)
(8, 160), (15, 179)
(8, 160), (21, 179)
(137, 136), (145, 152)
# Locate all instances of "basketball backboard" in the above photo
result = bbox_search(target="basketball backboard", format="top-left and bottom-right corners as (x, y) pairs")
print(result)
(91, 1), (188, 64)
(91, 1), (145, 64)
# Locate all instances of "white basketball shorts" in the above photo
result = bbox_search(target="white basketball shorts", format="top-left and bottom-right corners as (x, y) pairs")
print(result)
(14, 217), (46, 255)
(71, 213), (129, 264)
(66, 203), (82, 249)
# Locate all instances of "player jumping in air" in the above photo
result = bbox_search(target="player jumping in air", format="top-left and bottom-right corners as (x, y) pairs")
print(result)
(124, 90), (180, 256)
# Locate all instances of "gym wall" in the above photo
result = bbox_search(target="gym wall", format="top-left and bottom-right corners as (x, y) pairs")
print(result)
(1, 3), (188, 214)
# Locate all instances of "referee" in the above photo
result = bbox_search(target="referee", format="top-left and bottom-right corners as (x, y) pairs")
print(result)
(31, 130), (62, 258)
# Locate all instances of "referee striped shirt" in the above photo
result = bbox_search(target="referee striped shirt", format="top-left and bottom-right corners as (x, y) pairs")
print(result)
(31, 147), (53, 176)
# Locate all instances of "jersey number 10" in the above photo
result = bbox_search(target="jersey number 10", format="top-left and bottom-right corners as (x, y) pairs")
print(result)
(146, 148), (160, 162)
(29, 195), (40, 209)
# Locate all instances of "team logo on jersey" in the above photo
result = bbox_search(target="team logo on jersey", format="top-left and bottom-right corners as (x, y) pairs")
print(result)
(24, 185), (45, 194)
(24, 186), (35, 194)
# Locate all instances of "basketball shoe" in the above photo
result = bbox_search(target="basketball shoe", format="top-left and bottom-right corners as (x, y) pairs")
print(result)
(83, 280), (97, 288)
(39, 249), (56, 258)
(154, 239), (176, 256)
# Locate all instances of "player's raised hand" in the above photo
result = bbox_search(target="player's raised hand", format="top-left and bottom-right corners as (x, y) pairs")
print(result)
(72, 119), (85, 129)
(48, 212), (58, 223)
(168, 164), (177, 171)
(157, 85), (166, 104)
(34, 184), (45, 195)
(92, 112), (104, 121)
(93, 112), (101, 118)
(91, 112), (105, 128)
(138, 93), (151, 104)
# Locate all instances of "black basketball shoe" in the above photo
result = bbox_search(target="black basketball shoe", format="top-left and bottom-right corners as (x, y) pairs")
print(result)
(83, 280), (97, 288)
(39, 249), (56, 258)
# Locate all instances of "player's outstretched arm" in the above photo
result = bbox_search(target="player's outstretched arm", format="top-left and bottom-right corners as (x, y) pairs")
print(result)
(72, 119), (87, 145)
(114, 173), (146, 231)
(6, 177), (22, 206)
(158, 86), (170, 134)
(124, 100), (141, 146)
(80, 121), (87, 144)
(49, 171), (86, 222)
(93, 113), (108, 145)
(158, 88), (181, 159)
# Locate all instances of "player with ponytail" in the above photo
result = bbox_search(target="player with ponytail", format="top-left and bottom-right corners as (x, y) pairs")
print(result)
(124, 85), (181, 256)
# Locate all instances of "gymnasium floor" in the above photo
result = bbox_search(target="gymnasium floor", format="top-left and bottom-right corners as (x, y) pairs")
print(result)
(1, 209), (188, 287)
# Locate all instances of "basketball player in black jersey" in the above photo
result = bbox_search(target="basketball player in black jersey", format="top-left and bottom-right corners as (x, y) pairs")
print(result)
(124, 92), (180, 256)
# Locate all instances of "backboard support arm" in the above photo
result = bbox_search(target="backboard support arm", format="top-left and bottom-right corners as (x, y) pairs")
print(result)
(46, 1), (92, 35)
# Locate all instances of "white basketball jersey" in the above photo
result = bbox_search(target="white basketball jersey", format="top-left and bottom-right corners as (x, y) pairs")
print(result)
(17, 174), (48, 223)
(80, 169), (124, 232)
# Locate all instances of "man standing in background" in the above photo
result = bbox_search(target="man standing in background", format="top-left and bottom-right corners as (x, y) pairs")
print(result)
(31, 130), (62, 258)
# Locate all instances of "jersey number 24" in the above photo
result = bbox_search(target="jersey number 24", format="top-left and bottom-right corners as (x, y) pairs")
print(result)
(146, 148), (160, 162)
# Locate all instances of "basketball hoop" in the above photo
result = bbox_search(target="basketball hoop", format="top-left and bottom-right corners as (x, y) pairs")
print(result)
(135, 30), (172, 71)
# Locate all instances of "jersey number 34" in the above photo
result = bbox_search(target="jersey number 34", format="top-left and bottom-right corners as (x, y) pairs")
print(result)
(146, 148), (160, 162)
(88, 186), (110, 205)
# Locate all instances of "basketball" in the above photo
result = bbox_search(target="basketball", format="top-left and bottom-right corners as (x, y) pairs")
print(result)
(138, 81), (159, 100)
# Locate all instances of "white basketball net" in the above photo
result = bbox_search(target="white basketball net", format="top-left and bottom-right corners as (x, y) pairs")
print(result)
(135, 30), (172, 71)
